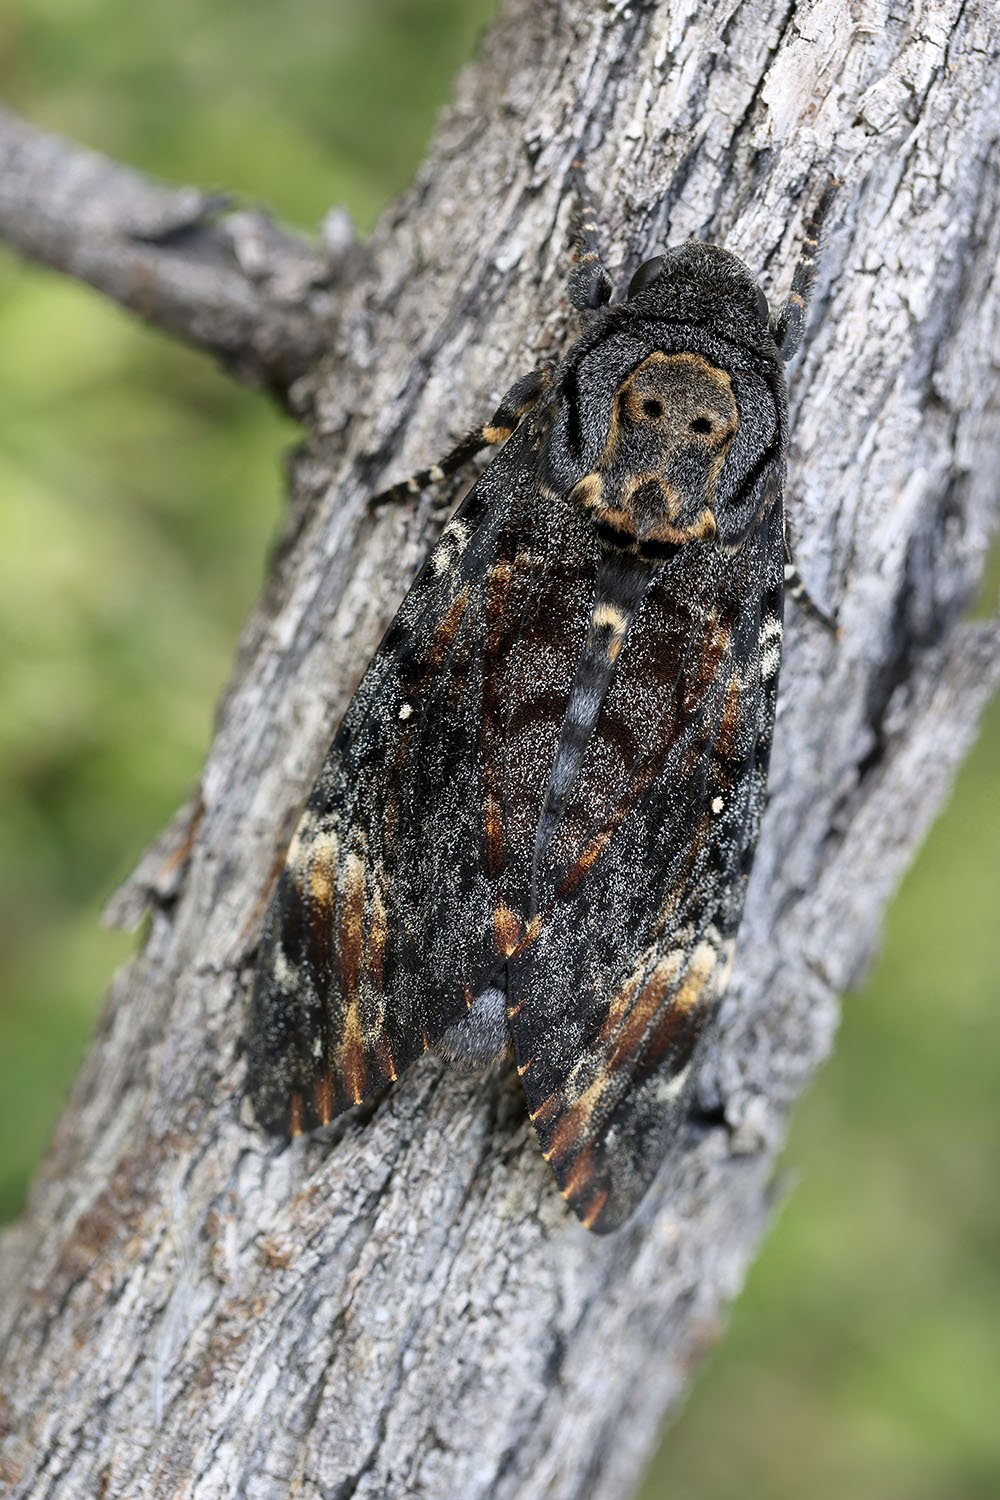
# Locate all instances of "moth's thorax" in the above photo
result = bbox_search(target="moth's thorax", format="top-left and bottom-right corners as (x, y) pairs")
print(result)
(540, 249), (789, 558)
(567, 351), (739, 549)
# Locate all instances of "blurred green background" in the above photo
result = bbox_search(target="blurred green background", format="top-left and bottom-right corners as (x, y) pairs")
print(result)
(0, 4), (997, 1497)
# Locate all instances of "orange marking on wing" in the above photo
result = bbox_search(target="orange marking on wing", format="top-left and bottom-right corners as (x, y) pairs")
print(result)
(529, 1093), (560, 1129)
(579, 1183), (610, 1230)
(639, 942), (718, 1071)
(367, 886), (388, 989)
(511, 913), (543, 959)
(556, 827), (615, 899)
(565, 1142), (600, 1201)
(682, 615), (732, 713)
(338, 852), (365, 1001)
(484, 794), (504, 879)
(303, 828), (339, 915)
(716, 670), (743, 761)
(597, 948), (677, 1046)
(375, 1035), (398, 1082)
(607, 949), (688, 1069)
(338, 1000), (367, 1105)
(309, 859), (335, 911)
(427, 585), (471, 668)
(493, 903), (523, 957)
(289, 1090), (305, 1136)
(483, 559), (517, 650)
(544, 1074), (608, 1166)
(314, 1071), (333, 1126)
(598, 970), (644, 1043)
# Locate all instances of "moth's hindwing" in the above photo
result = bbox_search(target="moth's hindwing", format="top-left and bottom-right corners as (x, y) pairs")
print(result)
(249, 237), (794, 1233)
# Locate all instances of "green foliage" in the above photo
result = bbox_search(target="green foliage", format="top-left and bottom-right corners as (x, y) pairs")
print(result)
(1, 3), (997, 1495)
(3, 0), (494, 230)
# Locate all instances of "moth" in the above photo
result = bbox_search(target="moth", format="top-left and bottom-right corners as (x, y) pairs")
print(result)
(248, 194), (829, 1233)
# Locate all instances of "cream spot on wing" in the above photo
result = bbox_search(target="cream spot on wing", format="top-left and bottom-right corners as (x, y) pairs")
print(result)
(655, 1061), (692, 1105)
(442, 517), (470, 549)
(760, 614), (784, 679)
(711, 796), (724, 815)
(310, 830), (339, 866)
(431, 517), (471, 576)
(308, 829), (340, 907)
(273, 946), (299, 990)
(399, 701), (414, 721)
(761, 638), (782, 679)
(286, 810), (318, 871)
(672, 939), (717, 1014)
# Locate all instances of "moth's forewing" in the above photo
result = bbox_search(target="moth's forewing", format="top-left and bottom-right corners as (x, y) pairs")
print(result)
(248, 425), (601, 1134)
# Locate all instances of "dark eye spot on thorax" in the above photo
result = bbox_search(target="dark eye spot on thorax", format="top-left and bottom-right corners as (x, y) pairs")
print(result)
(617, 353), (738, 446)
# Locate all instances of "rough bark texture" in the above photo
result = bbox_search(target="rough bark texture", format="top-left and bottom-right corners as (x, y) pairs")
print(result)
(1, 3), (999, 1497)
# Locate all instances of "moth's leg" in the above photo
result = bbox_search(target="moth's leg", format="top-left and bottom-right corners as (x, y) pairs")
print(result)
(369, 365), (553, 507)
(567, 165), (613, 314)
(434, 979), (513, 1072)
(771, 178), (839, 362)
(783, 511), (839, 632)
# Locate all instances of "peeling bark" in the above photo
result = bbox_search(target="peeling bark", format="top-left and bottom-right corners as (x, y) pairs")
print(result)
(1, 3), (999, 1498)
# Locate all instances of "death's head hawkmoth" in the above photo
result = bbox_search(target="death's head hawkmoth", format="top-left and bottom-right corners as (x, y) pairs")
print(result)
(248, 193), (829, 1233)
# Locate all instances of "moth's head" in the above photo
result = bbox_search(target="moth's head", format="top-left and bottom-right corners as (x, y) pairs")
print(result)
(544, 241), (786, 555)
(622, 242), (771, 332)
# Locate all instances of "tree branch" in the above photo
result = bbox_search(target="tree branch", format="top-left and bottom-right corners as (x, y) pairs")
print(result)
(1, 3), (999, 1497)
(0, 103), (353, 393)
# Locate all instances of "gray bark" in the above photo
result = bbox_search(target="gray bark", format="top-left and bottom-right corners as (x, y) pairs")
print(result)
(1, 3), (999, 1498)
(0, 102), (348, 390)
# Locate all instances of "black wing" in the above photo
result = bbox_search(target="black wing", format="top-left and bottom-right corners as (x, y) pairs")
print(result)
(248, 422), (606, 1133)
(509, 495), (785, 1232)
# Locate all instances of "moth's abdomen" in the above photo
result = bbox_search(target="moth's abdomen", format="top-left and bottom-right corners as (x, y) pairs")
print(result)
(533, 548), (654, 875)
